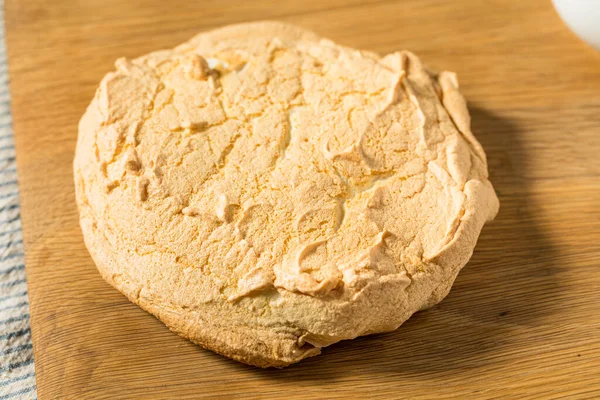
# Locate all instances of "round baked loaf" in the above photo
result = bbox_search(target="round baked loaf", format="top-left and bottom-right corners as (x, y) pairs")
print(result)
(74, 21), (499, 367)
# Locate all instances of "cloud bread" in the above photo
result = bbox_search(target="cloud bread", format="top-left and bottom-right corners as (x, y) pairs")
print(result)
(74, 21), (499, 367)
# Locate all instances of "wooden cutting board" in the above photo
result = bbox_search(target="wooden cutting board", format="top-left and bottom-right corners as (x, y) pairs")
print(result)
(6, 0), (600, 398)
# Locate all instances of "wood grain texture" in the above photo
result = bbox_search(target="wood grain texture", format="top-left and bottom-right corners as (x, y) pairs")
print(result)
(5, 0), (600, 398)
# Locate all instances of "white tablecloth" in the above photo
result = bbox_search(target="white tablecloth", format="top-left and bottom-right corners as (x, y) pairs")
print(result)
(0, 2), (38, 399)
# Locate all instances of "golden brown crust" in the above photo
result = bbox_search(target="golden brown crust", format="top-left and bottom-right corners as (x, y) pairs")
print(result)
(74, 21), (498, 367)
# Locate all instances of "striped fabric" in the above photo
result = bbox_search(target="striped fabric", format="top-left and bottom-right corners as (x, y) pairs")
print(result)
(0, 2), (38, 399)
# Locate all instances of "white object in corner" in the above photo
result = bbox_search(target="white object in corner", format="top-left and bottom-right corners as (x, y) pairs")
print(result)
(553, 0), (600, 51)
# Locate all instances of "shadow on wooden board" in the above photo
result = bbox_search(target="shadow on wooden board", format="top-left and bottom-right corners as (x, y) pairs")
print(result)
(201, 105), (563, 381)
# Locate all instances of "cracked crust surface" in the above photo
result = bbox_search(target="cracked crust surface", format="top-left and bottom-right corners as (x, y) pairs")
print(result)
(74, 21), (499, 367)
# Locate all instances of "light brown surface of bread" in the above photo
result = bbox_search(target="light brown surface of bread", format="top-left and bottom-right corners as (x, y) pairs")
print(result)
(74, 21), (498, 367)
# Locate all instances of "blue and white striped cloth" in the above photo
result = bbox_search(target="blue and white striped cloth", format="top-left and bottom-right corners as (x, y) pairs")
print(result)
(0, 2), (38, 399)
